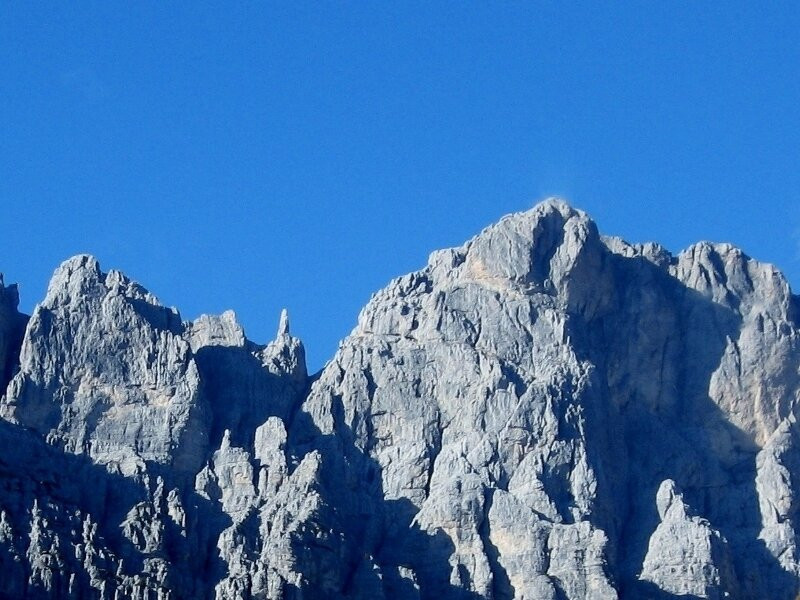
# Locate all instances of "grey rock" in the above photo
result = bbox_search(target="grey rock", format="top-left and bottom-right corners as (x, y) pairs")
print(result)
(640, 480), (734, 598)
(0, 199), (799, 598)
(2, 255), (207, 477)
(0, 275), (28, 392)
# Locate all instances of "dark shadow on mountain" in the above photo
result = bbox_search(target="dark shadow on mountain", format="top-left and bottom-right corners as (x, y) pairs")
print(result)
(0, 418), (232, 599)
(126, 297), (184, 335)
(569, 248), (798, 599)
(288, 394), (487, 599)
(790, 294), (800, 328)
(633, 581), (704, 600)
(0, 322), (28, 395)
(194, 344), (302, 452)
(479, 488), (515, 599)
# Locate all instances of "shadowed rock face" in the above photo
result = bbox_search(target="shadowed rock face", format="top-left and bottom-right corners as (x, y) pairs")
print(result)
(0, 199), (799, 599)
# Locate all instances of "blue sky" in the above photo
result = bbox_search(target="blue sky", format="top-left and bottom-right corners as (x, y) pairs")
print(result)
(2, 3), (799, 370)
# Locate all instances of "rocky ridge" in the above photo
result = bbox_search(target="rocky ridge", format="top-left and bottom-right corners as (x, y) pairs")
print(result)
(0, 199), (798, 599)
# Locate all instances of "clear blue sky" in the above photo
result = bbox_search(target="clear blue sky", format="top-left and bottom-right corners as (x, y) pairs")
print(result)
(2, 3), (799, 370)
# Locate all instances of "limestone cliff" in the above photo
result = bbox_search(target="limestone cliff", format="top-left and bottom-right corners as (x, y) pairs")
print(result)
(0, 200), (798, 599)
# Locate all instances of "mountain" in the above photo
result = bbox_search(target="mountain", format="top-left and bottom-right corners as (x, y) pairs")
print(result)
(0, 199), (799, 599)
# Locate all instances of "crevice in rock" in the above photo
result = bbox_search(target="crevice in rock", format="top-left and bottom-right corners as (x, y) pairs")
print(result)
(478, 487), (514, 600)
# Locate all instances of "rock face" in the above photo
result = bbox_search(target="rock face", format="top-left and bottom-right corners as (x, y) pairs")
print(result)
(0, 199), (799, 599)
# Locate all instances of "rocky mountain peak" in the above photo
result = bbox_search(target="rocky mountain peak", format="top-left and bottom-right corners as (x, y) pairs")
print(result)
(0, 201), (799, 599)
(456, 198), (597, 288)
(43, 254), (107, 307)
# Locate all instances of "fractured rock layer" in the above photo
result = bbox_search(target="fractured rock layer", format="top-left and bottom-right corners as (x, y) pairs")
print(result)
(0, 199), (798, 599)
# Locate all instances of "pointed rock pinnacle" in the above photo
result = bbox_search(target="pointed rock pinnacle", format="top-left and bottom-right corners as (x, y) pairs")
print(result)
(278, 308), (290, 337)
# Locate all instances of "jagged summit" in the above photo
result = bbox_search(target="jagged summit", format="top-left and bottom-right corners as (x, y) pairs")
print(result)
(0, 201), (799, 599)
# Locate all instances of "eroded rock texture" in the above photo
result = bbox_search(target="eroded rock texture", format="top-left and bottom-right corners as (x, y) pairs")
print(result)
(0, 199), (799, 599)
